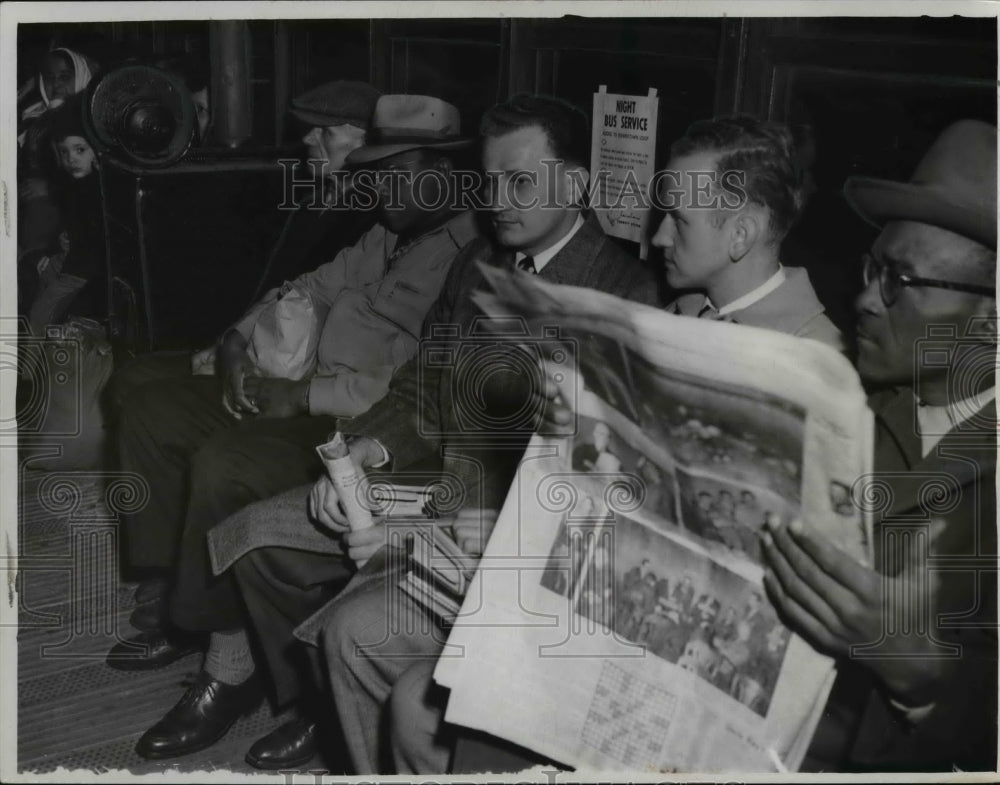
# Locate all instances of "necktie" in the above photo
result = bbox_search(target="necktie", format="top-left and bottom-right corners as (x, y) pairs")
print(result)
(516, 255), (538, 275)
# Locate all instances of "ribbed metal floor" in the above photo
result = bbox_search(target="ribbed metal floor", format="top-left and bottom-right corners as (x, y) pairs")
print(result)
(15, 469), (345, 776)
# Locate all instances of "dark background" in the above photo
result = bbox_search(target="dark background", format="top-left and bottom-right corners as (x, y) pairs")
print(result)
(17, 16), (998, 349)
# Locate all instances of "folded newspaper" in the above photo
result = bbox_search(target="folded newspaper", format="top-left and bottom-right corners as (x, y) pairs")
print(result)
(432, 266), (874, 774)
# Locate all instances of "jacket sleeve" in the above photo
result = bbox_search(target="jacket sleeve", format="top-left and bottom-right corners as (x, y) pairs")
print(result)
(339, 237), (493, 469)
(848, 629), (998, 771)
(339, 355), (443, 471)
(230, 225), (375, 341)
(306, 364), (397, 419)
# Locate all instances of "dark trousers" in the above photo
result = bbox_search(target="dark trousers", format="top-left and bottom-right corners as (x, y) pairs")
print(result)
(117, 374), (337, 630)
(107, 350), (193, 412)
(233, 547), (353, 707)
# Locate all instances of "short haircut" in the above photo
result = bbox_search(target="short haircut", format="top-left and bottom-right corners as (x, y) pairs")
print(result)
(671, 115), (805, 242)
(480, 93), (590, 167)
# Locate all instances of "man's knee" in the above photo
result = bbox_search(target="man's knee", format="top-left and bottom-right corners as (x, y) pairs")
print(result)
(109, 352), (190, 412)
(119, 375), (202, 441)
(189, 431), (258, 490)
(322, 584), (393, 671)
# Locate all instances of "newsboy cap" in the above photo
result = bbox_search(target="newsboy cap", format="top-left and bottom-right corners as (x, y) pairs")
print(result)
(289, 80), (380, 129)
(844, 119), (997, 249)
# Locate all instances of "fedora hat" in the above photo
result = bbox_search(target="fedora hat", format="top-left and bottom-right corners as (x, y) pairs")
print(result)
(346, 94), (471, 165)
(844, 119), (997, 249)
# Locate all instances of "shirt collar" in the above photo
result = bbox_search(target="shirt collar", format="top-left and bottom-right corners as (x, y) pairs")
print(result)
(386, 210), (478, 260)
(915, 385), (996, 458)
(515, 213), (585, 273)
(705, 266), (786, 316)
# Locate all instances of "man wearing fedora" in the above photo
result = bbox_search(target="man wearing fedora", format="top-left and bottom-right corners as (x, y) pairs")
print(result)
(203, 92), (658, 773)
(762, 118), (997, 771)
(110, 94), (482, 762)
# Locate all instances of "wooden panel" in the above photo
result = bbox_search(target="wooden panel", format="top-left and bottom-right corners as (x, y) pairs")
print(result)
(389, 37), (503, 135)
(509, 18), (724, 164)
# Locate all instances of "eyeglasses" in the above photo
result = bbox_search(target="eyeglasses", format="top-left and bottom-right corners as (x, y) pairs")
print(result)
(862, 253), (996, 307)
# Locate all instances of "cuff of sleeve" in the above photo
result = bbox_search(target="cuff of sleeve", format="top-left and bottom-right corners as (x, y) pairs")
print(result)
(889, 696), (937, 724)
(335, 433), (391, 469)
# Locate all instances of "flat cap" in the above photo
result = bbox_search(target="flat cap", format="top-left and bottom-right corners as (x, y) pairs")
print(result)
(289, 80), (380, 129)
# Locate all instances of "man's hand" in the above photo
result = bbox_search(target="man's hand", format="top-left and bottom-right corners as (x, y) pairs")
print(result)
(243, 377), (309, 419)
(191, 345), (216, 376)
(308, 436), (386, 533)
(343, 524), (386, 565)
(762, 518), (947, 707)
(451, 507), (500, 557)
(218, 330), (258, 418)
(531, 370), (574, 436)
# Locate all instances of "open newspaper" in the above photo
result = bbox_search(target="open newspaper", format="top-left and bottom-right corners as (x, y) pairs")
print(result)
(433, 266), (874, 774)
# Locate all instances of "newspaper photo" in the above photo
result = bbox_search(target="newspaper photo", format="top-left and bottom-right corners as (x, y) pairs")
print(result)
(434, 266), (874, 773)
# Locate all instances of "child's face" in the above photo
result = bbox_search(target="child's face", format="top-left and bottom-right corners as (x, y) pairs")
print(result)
(57, 136), (96, 178)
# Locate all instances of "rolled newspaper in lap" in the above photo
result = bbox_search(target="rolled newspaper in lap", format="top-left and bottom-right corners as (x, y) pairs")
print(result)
(316, 432), (376, 567)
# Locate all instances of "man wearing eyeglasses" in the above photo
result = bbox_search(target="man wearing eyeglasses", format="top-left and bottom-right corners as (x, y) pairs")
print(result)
(762, 119), (997, 771)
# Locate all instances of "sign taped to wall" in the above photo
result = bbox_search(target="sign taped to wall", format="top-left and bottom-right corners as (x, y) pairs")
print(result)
(590, 85), (659, 259)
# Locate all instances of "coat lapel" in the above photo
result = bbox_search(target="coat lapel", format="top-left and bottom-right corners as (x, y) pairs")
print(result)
(873, 390), (995, 518)
(537, 214), (604, 287)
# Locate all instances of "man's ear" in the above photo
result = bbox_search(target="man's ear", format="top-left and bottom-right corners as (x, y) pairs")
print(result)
(434, 155), (454, 176)
(970, 302), (998, 344)
(728, 210), (761, 263)
(562, 164), (590, 207)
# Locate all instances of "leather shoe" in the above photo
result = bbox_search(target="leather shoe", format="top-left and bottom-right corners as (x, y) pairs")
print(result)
(134, 577), (169, 605)
(136, 670), (263, 759)
(106, 630), (203, 671)
(130, 600), (166, 633)
(245, 717), (317, 770)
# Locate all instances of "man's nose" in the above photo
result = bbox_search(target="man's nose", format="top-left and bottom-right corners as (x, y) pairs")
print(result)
(650, 215), (674, 249)
(302, 128), (320, 146)
(854, 275), (884, 317)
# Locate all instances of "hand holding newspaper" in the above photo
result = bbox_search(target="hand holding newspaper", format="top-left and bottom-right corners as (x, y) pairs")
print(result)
(315, 433), (375, 565)
(432, 265), (874, 774)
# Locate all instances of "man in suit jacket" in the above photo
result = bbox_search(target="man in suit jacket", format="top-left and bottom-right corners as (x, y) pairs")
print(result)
(764, 119), (997, 772)
(388, 114), (848, 775)
(437, 121), (995, 778)
(222, 94), (658, 771)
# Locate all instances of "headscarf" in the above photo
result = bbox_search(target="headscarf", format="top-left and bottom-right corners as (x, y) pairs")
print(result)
(20, 47), (94, 125)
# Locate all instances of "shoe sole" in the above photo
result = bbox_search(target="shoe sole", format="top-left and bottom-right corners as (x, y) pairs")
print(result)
(244, 750), (317, 770)
(136, 700), (263, 760)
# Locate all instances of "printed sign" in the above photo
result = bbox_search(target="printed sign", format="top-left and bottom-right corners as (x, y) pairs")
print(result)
(590, 86), (659, 258)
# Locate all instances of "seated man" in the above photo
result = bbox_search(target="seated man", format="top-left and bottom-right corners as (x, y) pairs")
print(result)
(387, 114), (849, 773)
(764, 119), (997, 771)
(106, 79), (381, 409)
(109, 95), (480, 760)
(219, 93), (659, 772)
(655, 115), (842, 347)
(400, 120), (998, 774)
